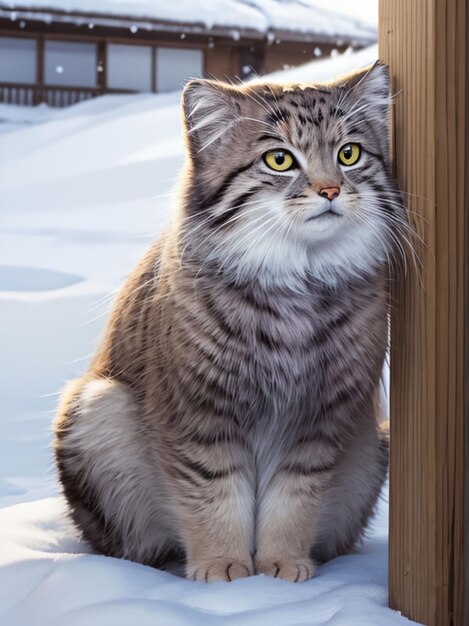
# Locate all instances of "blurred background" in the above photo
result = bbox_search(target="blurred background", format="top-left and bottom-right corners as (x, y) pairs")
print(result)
(0, 0), (378, 501)
(0, 0), (377, 107)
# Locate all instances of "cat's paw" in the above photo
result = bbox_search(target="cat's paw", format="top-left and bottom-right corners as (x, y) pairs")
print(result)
(187, 557), (254, 582)
(255, 558), (315, 582)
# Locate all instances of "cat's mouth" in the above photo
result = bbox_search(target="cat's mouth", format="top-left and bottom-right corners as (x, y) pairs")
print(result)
(306, 207), (343, 222)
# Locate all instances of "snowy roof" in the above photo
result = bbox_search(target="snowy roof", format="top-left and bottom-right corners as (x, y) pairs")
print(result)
(0, 1), (376, 43)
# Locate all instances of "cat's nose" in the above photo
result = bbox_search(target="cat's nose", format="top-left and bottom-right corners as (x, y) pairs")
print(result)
(318, 186), (341, 201)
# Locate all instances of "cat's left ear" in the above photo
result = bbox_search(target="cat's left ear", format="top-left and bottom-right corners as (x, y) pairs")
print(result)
(337, 62), (392, 167)
(182, 79), (244, 160)
(338, 61), (392, 119)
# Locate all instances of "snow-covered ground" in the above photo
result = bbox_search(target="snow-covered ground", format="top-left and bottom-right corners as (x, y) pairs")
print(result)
(0, 46), (419, 626)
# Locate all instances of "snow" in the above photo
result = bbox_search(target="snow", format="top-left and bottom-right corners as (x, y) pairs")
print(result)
(2, 0), (376, 40)
(254, 43), (378, 83)
(304, 0), (378, 28)
(0, 266), (83, 291)
(0, 45), (419, 626)
(0, 102), (59, 134)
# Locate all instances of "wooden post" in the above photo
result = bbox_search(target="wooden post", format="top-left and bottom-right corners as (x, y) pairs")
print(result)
(151, 46), (157, 93)
(36, 35), (44, 105)
(379, 1), (468, 624)
(97, 40), (107, 93)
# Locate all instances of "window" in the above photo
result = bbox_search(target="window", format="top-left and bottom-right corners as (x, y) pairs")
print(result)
(107, 44), (152, 92)
(0, 37), (36, 84)
(156, 47), (203, 93)
(44, 40), (97, 87)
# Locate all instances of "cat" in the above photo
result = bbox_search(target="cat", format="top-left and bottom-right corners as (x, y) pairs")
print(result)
(54, 62), (404, 583)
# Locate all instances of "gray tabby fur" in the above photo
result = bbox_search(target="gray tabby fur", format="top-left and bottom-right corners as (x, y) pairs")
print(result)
(54, 62), (404, 582)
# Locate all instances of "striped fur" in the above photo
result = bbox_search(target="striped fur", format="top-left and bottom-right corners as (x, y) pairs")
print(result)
(55, 63), (402, 582)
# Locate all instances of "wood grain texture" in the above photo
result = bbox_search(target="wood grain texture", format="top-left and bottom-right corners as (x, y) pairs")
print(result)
(379, 1), (468, 624)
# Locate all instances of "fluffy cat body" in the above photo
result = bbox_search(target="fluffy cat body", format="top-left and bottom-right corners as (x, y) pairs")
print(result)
(55, 63), (403, 582)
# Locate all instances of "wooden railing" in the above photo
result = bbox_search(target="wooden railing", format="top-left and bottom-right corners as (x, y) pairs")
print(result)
(0, 83), (136, 107)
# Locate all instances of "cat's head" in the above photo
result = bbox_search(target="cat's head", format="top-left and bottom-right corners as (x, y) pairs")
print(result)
(181, 63), (404, 285)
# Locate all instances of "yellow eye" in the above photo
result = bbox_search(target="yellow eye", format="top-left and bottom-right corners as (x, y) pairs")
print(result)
(338, 143), (361, 166)
(264, 149), (295, 172)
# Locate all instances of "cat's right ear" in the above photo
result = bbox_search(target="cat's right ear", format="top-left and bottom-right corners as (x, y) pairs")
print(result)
(182, 79), (243, 160)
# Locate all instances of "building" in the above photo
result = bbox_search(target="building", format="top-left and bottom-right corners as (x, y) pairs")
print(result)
(0, 0), (376, 107)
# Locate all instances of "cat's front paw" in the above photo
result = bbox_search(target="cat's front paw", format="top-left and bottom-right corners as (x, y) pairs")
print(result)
(187, 557), (254, 582)
(255, 557), (315, 582)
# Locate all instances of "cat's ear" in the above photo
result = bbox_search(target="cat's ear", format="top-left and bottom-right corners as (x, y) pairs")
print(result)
(352, 61), (390, 96)
(338, 61), (392, 117)
(338, 61), (392, 125)
(182, 79), (243, 159)
(335, 62), (392, 168)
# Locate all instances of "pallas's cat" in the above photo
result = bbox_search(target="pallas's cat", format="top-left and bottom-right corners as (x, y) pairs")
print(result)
(55, 63), (403, 582)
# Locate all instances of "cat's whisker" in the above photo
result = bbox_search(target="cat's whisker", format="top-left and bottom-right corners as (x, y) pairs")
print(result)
(278, 211), (296, 273)
(86, 287), (121, 314)
(359, 205), (425, 285)
(184, 197), (267, 235)
(211, 210), (280, 263)
(197, 123), (238, 152)
(232, 213), (287, 280)
(390, 227), (425, 285)
(340, 99), (388, 126)
(208, 210), (283, 275)
(261, 83), (287, 123)
(93, 274), (172, 320)
(367, 200), (428, 256)
(265, 216), (297, 281)
(384, 213), (429, 252)
(399, 190), (434, 204)
(243, 85), (279, 118)
(391, 88), (404, 100)
(337, 96), (368, 123)
(180, 198), (268, 243)
(179, 199), (272, 265)
(238, 116), (279, 130)
(355, 211), (401, 280)
(331, 86), (357, 125)
(193, 210), (277, 277)
(386, 204), (430, 225)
